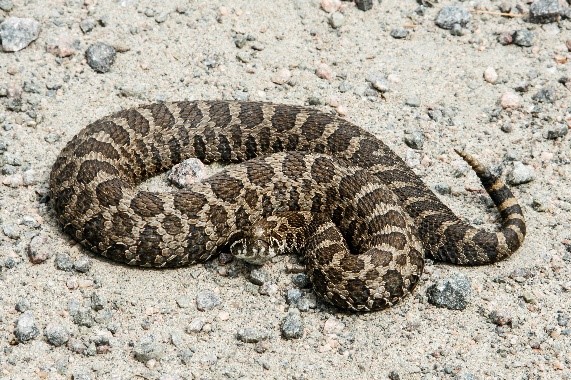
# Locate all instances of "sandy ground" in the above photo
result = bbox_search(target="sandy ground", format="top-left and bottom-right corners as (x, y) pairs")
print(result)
(1, 0), (570, 379)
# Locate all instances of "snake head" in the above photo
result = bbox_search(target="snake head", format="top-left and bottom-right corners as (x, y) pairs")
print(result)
(230, 237), (277, 265)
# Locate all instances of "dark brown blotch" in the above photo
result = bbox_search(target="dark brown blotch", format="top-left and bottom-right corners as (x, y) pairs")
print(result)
(131, 191), (165, 217)
(209, 174), (243, 203)
(77, 160), (120, 183)
(208, 101), (232, 129)
(239, 102), (264, 129)
(282, 152), (307, 180)
(382, 269), (404, 298)
(311, 156), (336, 185)
(96, 178), (125, 207)
(247, 161), (275, 187)
(177, 101), (203, 129)
(173, 191), (207, 218)
(141, 102), (175, 129)
(327, 121), (360, 153)
(74, 137), (120, 160)
(301, 113), (331, 140)
(115, 108), (150, 136)
(162, 215), (183, 235)
(368, 247), (393, 267)
(137, 225), (163, 262)
(374, 231), (408, 251)
(88, 119), (130, 146)
(271, 104), (300, 132)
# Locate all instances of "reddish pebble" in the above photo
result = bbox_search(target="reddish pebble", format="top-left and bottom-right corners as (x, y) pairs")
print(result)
(315, 63), (333, 80)
(500, 91), (521, 109)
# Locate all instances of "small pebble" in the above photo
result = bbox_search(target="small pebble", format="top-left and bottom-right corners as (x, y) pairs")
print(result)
(450, 24), (464, 37)
(90, 292), (106, 311)
(44, 323), (69, 347)
(271, 68), (291, 85)
(74, 257), (92, 273)
(497, 32), (513, 46)
(27, 234), (51, 264)
(390, 28), (408, 39)
(14, 312), (39, 343)
(0, 0), (13, 12)
(435, 6), (471, 30)
(55, 253), (74, 271)
(15, 298), (30, 312)
(236, 328), (268, 343)
(507, 162), (535, 185)
(329, 12), (344, 29)
(500, 91), (522, 109)
(168, 158), (207, 188)
(403, 130), (424, 150)
(186, 317), (206, 333)
(320, 0), (341, 13)
(281, 309), (304, 339)
(196, 290), (221, 311)
(291, 273), (310, 288)
(426, 274), (471, 310)
(0, 17), (40, 52)
(513, 30), (534, 47)
(532, 86), (557, 103)
(405, 97), (421, 107)
(80, 18), (96, 34)
(529, 0), (561, 24)
(371, 78), (390, 93)
(483, 67), (498, 84)
(73, 309), (95, 327)
(543, 124), (568, 140)
(355, 0), (373, 11)
(286, 288), (302, 305)
(46, 35), (77, 58)
(249, 268), (267, 285)
(134, 335), (163, 363)
(85, 42), (117, 73)
(176, 296), (193, 309)
(315, 63), (334, 80)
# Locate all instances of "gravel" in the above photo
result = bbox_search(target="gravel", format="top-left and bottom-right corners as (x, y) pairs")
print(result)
(248, 268), (267, 285)
(85, 42), (117, 73)
(14, 312), (39, 343)
(529, 0), (561, 23)
(236, 327), (268, 343)
(0, 17), (40, 52)
(133, 335), (163, 363)
(281, 309), (304, 339)
(73, 256), (92, 273)
(426, 274), (471, 310)
(355, 0), (373, 12)
(508, 162), (535, 185)
(435, 6), (471, 30)
(403, 130), (424, 150)
(196, 290), (221, 311)
(390, 28), (408, 39)
(44, 323), (70, 347)
(54, 253), (74, 271)
(513, 30), (535, 47)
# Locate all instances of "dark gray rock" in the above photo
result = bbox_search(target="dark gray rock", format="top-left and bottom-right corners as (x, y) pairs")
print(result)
(90, 292), (106, 311)
(356, 0), (373, 11)
(513, 30), (534, 47)
(80, 18), (96, 34)
(450, 23), (464, 36)
(14, 312), (39, 343)
(435, 6), (471, 30)
(291, 273), (310, 288)
(529, 0), (561, 23)
(281, 309), (304, 339)
(15, 298), (30, 312)
(286, 288), (302, 305)
(0, 17), (40, 52)
(44, 323), (69, 346)
(85, 42), (116, 73)
(73, 309), (95, 327)
(426, 274), (471, 310)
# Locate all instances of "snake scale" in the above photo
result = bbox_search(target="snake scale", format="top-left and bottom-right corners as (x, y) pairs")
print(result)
(49, 101), (526, 311)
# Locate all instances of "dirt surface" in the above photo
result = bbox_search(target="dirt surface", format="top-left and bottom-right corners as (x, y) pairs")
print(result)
(1, 0), (570, 379)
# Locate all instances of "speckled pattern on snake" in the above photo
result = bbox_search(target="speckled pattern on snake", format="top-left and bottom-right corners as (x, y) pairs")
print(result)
(49, 101), (526, 311)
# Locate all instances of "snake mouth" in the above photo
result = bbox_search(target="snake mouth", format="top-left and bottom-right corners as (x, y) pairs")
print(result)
(230, 238), (273, 265)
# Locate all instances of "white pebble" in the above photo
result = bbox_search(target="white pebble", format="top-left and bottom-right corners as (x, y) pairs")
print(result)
(271, 68), (291, 85)
(500, 92), (522, 109)
(483, 67), (498, 84)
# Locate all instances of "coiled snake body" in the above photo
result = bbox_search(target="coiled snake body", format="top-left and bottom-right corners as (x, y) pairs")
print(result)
(50, 101), (526, 311)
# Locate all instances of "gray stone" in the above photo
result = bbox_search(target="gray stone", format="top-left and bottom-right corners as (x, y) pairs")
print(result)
(14, 311), (39, 343)
(176, 296), (193, 308)
(133, 335), (163, 363)
(74, 257), (92, 273)
(434, 183), (451, 195)
(236, 327), (268, 343)
(27, 234), (51, 263)
(73, 309), (95, 327)
(196, 290), (221, 311)
(3, 224), (20, 239)
(450, 23), (464, 36)
(248, 268), (267, 285)
(356, 0), (373, 11)
(508, 162), (535, 185)
(85, 42), (116, 73)
(185, 317), (206, 333)
(403, 130), (424, 150)
(329, 12), (344, 29)
(532, 86), (557, 103)
(291, 273), (310, 288)
(390, 28), (408, 39)
(371, 78), (390, 93)
(55, 253), (74, 271)
(90, 292), (106, 311)
(281, 309), (304, 339)
(44, 323), (69, 346)
(286, 288), (302, 305)
(543, 124), (568, 140)
(529, 0), (561, 23)
(168, 158), (206, 188)
(426, 274), (471, 310)
(15, 298), (30, 312)
(0, 17), (40, 52)
(435, 6), (471, 30)
(513, 30), (534, 47)
(80, 18), (96, 33)
(0, 0), (14, 12)
(405, 97), (421, 107)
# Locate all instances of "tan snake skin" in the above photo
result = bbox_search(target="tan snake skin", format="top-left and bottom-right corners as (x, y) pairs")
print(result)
(49, 101), (526, 311)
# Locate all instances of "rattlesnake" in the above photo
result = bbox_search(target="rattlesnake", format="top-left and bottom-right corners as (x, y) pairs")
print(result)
(49, 101), (526, 311)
